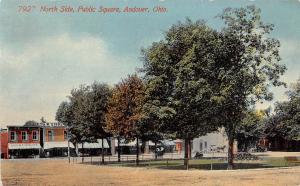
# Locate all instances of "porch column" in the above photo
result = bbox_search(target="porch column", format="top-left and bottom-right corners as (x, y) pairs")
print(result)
(144, 141), (150, 154)
(110, 137), (116, 155)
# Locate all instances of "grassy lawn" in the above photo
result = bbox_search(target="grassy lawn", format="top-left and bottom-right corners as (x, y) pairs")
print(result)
(263, 157), (291, 167)
(108, 158), (223, 170)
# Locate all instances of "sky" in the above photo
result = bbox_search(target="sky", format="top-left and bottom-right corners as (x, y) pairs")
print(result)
(0, 0), (300, 128)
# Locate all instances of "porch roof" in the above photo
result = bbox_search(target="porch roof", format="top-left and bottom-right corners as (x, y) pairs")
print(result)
(78, 139), (109, 149)
(44, 141), (74, 149)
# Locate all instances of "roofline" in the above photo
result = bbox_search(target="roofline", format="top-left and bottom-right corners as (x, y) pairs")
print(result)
(7, 125), (38, 128)
(7, 124), (67, 128)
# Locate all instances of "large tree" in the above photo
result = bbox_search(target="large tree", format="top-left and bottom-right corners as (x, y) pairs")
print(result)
(56, 82), (111, 163)
(142, 6), (286, 170)
(141, 19), (223, 169)
(217, 5), (286, 169)
(56, 85), (91, 153)
(105, 74), (144, 165)
(86, 82), (111, 164)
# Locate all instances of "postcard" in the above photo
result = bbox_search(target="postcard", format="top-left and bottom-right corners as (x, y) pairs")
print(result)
(1, 0), (300, 185)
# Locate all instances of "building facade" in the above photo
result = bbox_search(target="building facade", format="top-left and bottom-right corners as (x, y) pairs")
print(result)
(7, 122), (71, 158)
(7, 125), (42, 158)
(192, 128), (237, 157)
(1, 129), (8, 159)
(41, 122), (72, 157)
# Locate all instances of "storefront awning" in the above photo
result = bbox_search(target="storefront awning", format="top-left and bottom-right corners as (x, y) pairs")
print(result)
(78, 139), (109, 149)
(115, 139), (143, 147)
(148, 141), (155, 146)
(114, 139), (174, 146)
(44, 141), (74, 149)
(161, 140), (176, 146)
(8, 143), (41, 150)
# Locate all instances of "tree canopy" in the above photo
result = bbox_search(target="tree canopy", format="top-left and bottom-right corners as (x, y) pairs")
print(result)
(236, 109), (266, 152)
(105, 74), (144, 140)
(214, 5), (286, 169)
(142, 19), (222, 141)
(265, 79), (300, 141)
(56, 82), (111, 144)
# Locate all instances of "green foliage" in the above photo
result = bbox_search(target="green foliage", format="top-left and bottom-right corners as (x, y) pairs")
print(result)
(142, 19), (222, 140)
(236, 110), (266, 151)
(216, 5), (286, 168)
(87, 82), (112, 139)
(24, 120), (39, 126)
(217, 5), (286, 131)
(265, 78), (300, 140)
(56, 82), (111, 143)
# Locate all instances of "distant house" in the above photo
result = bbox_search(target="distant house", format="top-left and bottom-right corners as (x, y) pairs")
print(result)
(192, 128), (237, 156)
(265, 136), (300, 152)
(112, 138), (143, 155)
(175, 139), (183, 154)
(111, 138), (176, 155)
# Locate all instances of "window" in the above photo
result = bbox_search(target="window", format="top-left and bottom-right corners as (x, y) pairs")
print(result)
(21, 131), (28, 141)
(10, 131), (17, 141)
(204, 141), (207, 149)
(64, 130), (68, 140)
(200, 142), (203, 151)
(48, 130), (54, 141)
(32, 131), (38, 141)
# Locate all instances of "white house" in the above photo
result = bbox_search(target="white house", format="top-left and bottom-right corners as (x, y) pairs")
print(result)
(192, 128), (237, 156)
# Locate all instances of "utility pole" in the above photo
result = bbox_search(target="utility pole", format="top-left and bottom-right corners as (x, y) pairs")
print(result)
(67, 127), (70, 164)
(0, 128), (2, 160)
(136, 137), (139, 165)
(210, 145), (216, 170)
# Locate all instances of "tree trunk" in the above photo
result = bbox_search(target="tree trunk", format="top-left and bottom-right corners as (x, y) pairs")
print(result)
(154, 142), (157, 160)
(117, 136), (121, 162)
(189, 139), (192, 159)
(136, 137), (139, 166)
(244, 140), (249, 152)
(184, 138), (190, 170)
(227, 136), (234, 170)
(145, 141), (150, 154)
(110, 137), (115, 155)
(82, 143), (84, 163)
(101, 138), (105, 164)
(75, 143), (79, 157)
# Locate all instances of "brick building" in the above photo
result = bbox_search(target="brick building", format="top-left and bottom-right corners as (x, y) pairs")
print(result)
(7, 122), (72, 158)
(1, 129), (8, 159)
(7, 124), (42, 158)
(41, 122), (74, 157)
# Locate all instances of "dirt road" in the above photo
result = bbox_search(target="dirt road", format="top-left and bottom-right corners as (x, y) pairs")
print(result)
(1, 159), (300, 186)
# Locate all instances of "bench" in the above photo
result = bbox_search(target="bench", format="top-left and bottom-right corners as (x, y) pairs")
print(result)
(284, 156), (300, 166)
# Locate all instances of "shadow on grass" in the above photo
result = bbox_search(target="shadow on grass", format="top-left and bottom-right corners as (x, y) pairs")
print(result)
(80, 158), (296, 170)
(157, 163), (283, 170)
